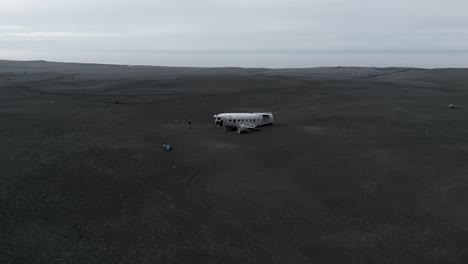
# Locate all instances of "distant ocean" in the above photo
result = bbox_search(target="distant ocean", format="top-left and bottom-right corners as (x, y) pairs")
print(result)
(2, 49), (468, 68)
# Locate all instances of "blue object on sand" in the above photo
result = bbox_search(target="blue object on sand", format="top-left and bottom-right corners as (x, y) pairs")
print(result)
(162, 144), (172, 151)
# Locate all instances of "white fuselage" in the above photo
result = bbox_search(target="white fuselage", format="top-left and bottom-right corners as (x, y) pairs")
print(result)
(214, 113), (274, 131)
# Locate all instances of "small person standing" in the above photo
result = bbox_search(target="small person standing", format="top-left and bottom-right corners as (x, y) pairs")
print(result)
(188, 119), (192, 129)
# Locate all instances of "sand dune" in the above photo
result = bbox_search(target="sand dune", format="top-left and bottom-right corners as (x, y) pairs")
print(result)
(1, 60), (468, 263)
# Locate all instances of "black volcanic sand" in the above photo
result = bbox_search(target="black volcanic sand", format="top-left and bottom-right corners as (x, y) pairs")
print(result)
(1, 60), (468, 263)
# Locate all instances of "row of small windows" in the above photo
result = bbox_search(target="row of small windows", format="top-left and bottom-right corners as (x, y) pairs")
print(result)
(228, 119), (261, 122)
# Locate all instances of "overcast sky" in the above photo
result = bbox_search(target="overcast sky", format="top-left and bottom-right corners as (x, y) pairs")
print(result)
(0, 0), (467, 51)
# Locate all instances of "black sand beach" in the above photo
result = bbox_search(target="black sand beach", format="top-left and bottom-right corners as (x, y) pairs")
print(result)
(1, 60), (468, 263)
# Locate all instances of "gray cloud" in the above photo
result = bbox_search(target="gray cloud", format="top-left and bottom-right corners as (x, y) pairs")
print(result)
(0, 0), (467, 60)
(0, 31), (112, 39)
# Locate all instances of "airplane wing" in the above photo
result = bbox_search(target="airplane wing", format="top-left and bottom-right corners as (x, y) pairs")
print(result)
(240, 123), (257, 129)
(238, 123), (260, 133)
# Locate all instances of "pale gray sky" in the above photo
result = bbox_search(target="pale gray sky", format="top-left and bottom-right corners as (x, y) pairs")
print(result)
(1, 0), (467, 52)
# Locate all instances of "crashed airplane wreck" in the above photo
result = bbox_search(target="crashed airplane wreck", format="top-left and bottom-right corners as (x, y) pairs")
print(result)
(214, 113), (274, 133)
